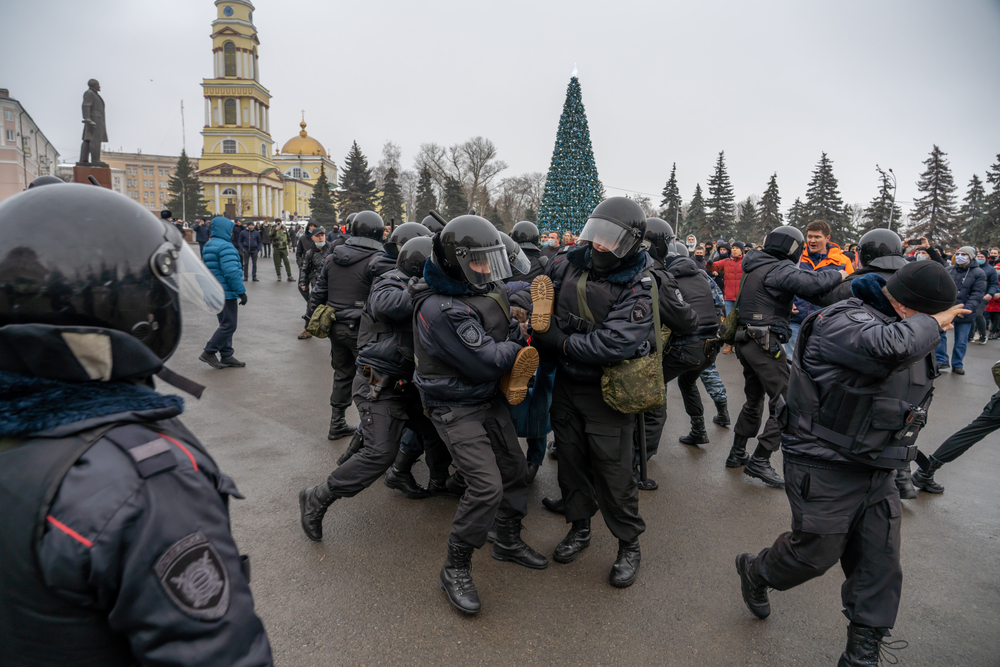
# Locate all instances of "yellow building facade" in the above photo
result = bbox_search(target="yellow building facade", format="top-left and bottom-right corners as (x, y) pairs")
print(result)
(196, 0), (336, 220)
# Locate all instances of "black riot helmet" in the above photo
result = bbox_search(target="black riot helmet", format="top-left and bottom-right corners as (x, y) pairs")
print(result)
(579, 197), (647, 259)
(421, 214), (445, 234)
(498, 231), (532, 276)
(432, 215), (512, 286)
(643, 217), (676, 262)
(763, 225), (806, 263)
(668, 240), (689, 258)
(397, 236), (433, 278)
(351, 210), (385, 240)
(857, 228), (903, 268)
(511, 221), (541, 250)
(0, 184), (224, 361)
(344, 212), (358, 233)
(385, 222), (432, 258)
(28, 175), (65, 189)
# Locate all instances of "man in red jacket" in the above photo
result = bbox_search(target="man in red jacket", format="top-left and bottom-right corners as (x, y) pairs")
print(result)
(711, 243), (744, 353)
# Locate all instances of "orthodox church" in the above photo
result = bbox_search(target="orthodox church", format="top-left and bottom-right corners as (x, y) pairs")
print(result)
(195, 0), (336, 220)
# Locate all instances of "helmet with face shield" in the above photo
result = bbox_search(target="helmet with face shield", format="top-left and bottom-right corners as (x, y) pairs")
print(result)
(0, 183), (224, 361)
(498, 231), (532, 276)
(384, 222), (432, 258)
(432, 215), (512, 286)
(578, 197), (647, 259)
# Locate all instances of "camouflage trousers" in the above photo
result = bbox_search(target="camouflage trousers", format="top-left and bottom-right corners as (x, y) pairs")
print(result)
(699, 363), (727, 403)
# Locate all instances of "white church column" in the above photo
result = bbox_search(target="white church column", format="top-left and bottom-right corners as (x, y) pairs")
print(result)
(252, 184), (259, 216)
(204, 98), (210, 126)
(214, 183), (221, 215)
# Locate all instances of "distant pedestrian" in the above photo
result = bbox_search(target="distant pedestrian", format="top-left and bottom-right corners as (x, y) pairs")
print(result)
(260, 222), (272, 258)
(238, 222), (262, 282)
(936, 245), (986, 374)
(194, 217), (210, 256)
(200, 216), (248, 368)
(271, 219), (294, 281)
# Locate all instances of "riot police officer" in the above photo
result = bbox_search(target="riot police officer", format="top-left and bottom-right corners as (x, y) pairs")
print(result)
(531, 197), (655, 588)
(726, 226), (848, 488)
(298, 235), (453, 540)
(735, 261), (965, 666)
(421, 213), (445, 234)
(0, 183), (274, 666)
(511, 220), (550, 281)
(411, 215), (545, 615)
(309, 211), (394, 440)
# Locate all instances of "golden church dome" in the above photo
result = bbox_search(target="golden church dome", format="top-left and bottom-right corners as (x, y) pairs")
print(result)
(280, 120), (327, 156)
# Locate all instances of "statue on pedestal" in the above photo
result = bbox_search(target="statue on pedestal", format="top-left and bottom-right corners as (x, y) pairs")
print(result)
(78, 79), (108, 167)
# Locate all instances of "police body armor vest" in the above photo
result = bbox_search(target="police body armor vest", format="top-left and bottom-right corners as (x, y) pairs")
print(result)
(736, 262), (791, 328)
(555, 263), (632, 336)
(0, 422), (212, 667)
(665, 268), (718, 340)
(325, 244), (381, 313)
(357, 269), (412, 351)
(784, 302), (935, 466)
(412, 286), (511, 379)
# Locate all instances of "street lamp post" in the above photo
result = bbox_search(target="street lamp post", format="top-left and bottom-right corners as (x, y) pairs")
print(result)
(876, 165), (897, 232)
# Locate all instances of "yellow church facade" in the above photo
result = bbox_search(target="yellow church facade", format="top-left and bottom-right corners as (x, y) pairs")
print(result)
(195, 0), (336, 220)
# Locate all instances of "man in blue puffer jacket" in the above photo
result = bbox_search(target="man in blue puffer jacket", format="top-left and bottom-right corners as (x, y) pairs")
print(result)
(200, 216), (248, 368)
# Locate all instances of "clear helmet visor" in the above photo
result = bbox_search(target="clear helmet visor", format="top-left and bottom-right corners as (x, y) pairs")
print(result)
(578, 217), (638, 258)
(458, 246), (512, 286)
(152, 241), (226, 314)
(509, 246), (531, 276)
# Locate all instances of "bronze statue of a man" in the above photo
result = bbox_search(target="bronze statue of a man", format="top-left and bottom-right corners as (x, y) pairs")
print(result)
(79, 79), (108, 166)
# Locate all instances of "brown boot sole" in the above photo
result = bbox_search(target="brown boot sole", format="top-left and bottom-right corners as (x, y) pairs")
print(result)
(298, 330), (313, 339)
(501, 346), (539, 405)
(530, 275), (554, 333)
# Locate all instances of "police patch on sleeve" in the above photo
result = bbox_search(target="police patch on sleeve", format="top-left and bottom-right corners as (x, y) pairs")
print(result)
(674, 288), (686, 304)
(847, 309), (875, 323)
(457, 320), (483, 347)
(630, 299), (652, 323)
(155, 531), (230, 620)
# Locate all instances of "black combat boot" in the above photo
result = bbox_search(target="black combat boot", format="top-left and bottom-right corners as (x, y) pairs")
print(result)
(335, 428), (364, 465)
(440, 540), (481, 615)
(912, 456), (945, 493)
(328, 408), (355, 441)
(526, 462), (540, 484)
(735, 553), (770, 619)
(679, 417), (709, 446)
(541, 496), (566, 515)
(609, 538), (641, 588)
(492, 517), (549, 569)
(894, 468), (918, 499)
(744, 456), (785, 488)
(713, 401), (731, 427)
(428, 472), (463, 497)
(838, 624), (907, 667)
(298, 482), (337, 541)
(384, 450), (429, 499)
(725, 435), (750, 468)
(553, 518), (591, 564)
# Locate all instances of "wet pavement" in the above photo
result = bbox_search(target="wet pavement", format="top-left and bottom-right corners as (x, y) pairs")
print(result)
(170, 273), (1000, 666)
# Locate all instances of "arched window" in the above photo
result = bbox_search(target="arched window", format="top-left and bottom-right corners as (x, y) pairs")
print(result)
(223, 42), (236, 77)
(222, 187), (237, 196)
(222, 139), (236, 154)
(224, 99), (237, 125)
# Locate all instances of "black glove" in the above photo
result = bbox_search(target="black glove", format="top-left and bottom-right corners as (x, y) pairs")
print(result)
(532, 325), (568, 353)
(239, 292), (248, 306)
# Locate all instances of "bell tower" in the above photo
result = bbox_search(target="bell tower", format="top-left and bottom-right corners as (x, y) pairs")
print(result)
(200, 0), (274, 173)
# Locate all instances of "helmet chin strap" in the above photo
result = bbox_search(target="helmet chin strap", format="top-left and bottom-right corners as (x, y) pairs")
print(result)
(155, 366), (206, 399)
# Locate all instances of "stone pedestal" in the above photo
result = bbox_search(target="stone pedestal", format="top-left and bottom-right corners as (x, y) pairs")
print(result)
(73, 165), (112, 189)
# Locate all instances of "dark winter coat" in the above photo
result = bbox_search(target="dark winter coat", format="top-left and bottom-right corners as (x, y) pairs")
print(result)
(521, 247), (549, 282)
(202, 217), (245, 300)
(949, 262), (987, 325)
(297, 244), (331, 292)
(195, 222), (211, 244)
(356, 270), (418, 380)
(660, 256), (718, 341)
(308, 238), (388, 324)
(295, 232), (316, 266)
(259, 225), (272, 244)
(237, 229), (261, 253)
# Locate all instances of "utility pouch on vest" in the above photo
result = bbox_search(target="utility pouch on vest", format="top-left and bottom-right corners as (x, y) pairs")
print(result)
(307, 303), (336, 338)
(745, 324), (776, 355)
(718, 270), (750, 343)
(573, 270), (665, 414)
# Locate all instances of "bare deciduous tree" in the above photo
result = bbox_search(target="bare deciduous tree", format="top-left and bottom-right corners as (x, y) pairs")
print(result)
(374, 141), (402, 190)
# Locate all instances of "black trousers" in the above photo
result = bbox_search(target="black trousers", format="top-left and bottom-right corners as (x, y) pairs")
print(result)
(642, 341), (717, 457)
(262, 242), (271, 258)
(427, 400), (528, 548)
(755, 460), (902, 629)
(926, 391), (1000, 464)
(242, 250), (258, 280)
(733, 338), (789, 452)
(551, 377), (645, 542)
(328, 322), (360, 410)
(326, 375), (450, 496)
(204, 298), (238, 358)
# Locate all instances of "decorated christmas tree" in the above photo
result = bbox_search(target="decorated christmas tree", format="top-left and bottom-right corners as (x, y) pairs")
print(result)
(537, 74), (603, 233)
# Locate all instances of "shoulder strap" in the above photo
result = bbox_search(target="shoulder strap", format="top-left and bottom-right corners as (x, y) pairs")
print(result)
(733, 266), (751, 309)
(575, 270), (596, 323)
(645, 270), (663, 358)
(482, 290), (511, 322)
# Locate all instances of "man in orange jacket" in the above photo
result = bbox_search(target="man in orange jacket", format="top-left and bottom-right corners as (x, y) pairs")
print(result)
(786, 220), (854, 355)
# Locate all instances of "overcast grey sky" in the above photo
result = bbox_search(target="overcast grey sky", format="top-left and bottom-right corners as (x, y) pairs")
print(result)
(3, 0), (999, 216)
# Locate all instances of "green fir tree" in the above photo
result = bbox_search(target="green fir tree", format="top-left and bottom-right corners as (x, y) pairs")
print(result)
(984, 154), (1000, 246)
(706, 151), (736, 239)
(487, 202), (505, 230)
(165, 149), (209, 219)
(336, 141), (378, 216)
(861, 169), (902, 236)
(908, 145), (960, 246)
(523, 206), (537, 223)
(787, 197), (806, 228)
(379, 166), (405, 224)
(961, 174), (990, 245)
(660, 162), (682, 228)
(804, 152), (848, 239)
(759, 173), (783, 232)
(308, 164), (338, 226)
(685, 184), (709, 240)
(537, 76), (603, 233)
(414, 166), (437, 222)
(442, 176), (469, 220)
(735, 198), (760, 243)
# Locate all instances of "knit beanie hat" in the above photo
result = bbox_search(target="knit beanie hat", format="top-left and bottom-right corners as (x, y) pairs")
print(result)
(886, 261), (957, 314)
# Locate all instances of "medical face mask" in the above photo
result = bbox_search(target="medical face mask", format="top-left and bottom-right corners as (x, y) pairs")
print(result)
(314, 240), (326, 248)
(955, 253), (969, 265)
